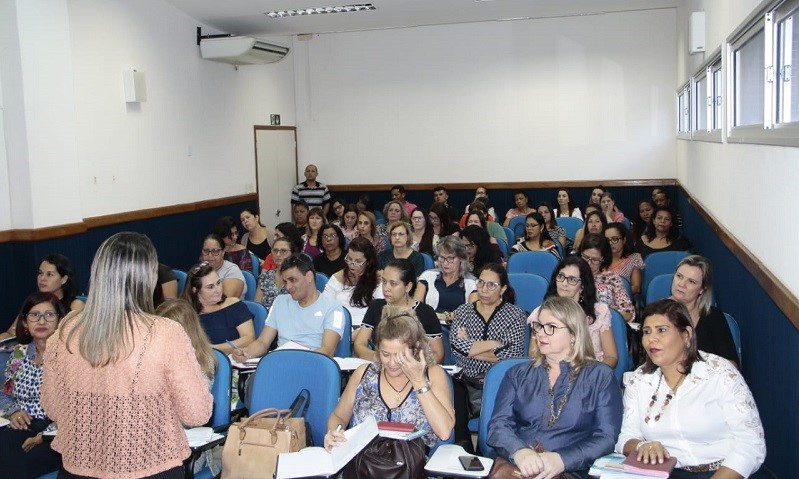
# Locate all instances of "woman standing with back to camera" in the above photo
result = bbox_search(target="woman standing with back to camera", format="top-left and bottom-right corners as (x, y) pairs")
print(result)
(42, 232), (212, 479)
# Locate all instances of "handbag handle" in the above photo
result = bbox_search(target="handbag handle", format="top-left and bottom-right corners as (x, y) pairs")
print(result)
(239, 407), (293, 429)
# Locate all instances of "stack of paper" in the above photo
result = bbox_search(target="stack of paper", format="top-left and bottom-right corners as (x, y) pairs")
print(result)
(228, 354), (261, 369)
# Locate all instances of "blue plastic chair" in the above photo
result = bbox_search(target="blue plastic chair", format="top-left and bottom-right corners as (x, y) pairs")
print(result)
(477, 358), (529, 457)
(242, 300), (267, 338)
(37, 472), (58, 479)
(186, 350), (231, 479)
(645, 274), (673, 305)
(249, 350), (341, 447)
(508, 216), (526, 241)
(249, 251), (260, 278)
(374, 210), (386, 225)
(172, 269), (187, 295)
(241, 270), (256, 301)
(507, 273), (549, 315)
(642, 251), (690, 296)
(315, 272), (329, 293)
(507, 251), (558, 279)
(723, 312), (742, 365)
(502, 227), (515, 246)
(333, 307), (352, 358)
(496, 238), (509, 259)
(421, 252), (435, 271)
(555, 217), (583, 243)
(609, 309), (630, 383)
(440, 324), (455, 366)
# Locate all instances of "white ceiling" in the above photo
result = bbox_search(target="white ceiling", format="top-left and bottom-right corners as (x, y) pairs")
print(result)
(168, 0), (680, 38)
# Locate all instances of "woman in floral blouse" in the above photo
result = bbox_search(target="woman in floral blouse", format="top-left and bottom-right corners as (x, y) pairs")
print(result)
(0, 292), (65, 478)
(578, 233), (636, 322)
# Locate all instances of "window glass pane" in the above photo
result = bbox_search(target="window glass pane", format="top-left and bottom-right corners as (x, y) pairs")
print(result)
(712, 66), (723, 129)
(777, 11), (798, 123)
(695, 76), (707, 130)
(678, 90), (690, 132)
(734, 28), (765, 126)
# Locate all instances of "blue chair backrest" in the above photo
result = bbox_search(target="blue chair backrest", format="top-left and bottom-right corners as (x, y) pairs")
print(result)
(496, 238), (509, 259)
(555, 217), (583, 242)
(249, 252), (260, 278)
(250, 350), (341, 447)
(642, 251), (690, 296)
(609, 309), (630, 383)
(502, 227), (515, 245)
(507, 273), (549, 315)
(208, 349), (232, 429)
(645, 274), (673, 305)
(315, 272), (329, 293)
(0, 350), (10, 370)
(333, 308), (352, 358)
(440, 324), (456, 366)
(723, 312), (743, 365)
(374, 210), (386, 225)
(508, 216), (526, 240)
(420, 252), (435, 271)
(241, 270), (256, 301)
(242, 300), (268, 338)
(172, 269), (187, 296)
(622, 217), (632, 231)
(507, 251), (558, 278)
(478, 358), (529, 457)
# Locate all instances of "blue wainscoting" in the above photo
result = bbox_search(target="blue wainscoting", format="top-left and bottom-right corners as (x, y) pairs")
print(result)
(677, 193), (796, 478)
(0, 200), (253, 328)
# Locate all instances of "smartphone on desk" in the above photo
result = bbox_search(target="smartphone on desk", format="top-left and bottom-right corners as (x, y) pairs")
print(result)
(459, 455), (484, 471)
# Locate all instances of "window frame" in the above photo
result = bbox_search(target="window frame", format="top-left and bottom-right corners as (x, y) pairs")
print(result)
(692, 47), (723, 143)
(677, 82), (692, 139)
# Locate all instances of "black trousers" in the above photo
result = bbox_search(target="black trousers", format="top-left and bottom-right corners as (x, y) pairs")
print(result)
(452, 375), (477, 453)
(0, 418), (61, 479)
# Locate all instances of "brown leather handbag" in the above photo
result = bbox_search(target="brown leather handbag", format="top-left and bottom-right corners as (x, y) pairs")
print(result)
(221, 407), (306, 479)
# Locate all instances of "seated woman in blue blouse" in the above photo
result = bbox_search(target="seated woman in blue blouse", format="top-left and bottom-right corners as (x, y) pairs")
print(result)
(0, 292), (65, 478)
(183, 262), (255, 356)
(488, 296), (622, 478)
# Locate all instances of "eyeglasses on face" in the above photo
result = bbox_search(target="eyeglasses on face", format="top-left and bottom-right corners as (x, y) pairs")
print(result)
(555, 272), (581, 286)
(201, 248), (223, 257)
(531, 321), (569, 336)
(439, 255), (457, 264)
(26, 311), (59, 323)
(606, 236), (622, 244)
(476, 279), (501, 291)
(463, 242), (476, 249)
(581, 255), (603, 265)
(344, 256), (366, 266)
(321, 234), (337, 240)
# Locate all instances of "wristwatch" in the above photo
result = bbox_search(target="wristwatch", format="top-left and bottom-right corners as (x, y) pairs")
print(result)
(415, 382), (432, 395)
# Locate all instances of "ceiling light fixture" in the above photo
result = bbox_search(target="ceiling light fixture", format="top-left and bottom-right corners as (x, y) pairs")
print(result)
(265, 3), (375, 18)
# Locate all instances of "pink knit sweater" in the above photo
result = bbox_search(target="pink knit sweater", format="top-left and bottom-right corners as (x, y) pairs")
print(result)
(42, 316), (213, 479)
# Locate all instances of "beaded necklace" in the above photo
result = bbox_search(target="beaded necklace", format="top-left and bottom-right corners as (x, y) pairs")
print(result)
(644, 371), (686, 423)
(544, 362), (579, 427)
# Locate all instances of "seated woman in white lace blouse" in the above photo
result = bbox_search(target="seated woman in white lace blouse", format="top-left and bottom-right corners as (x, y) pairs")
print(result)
(616, 299), (766, 479)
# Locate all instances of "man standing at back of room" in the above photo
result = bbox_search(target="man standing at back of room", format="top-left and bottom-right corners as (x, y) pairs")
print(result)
(292, 164), (331, 216)
(233, 254), (344, 359)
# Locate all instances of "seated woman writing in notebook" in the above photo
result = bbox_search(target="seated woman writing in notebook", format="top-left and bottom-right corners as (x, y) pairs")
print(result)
(324, 306), (454, 452)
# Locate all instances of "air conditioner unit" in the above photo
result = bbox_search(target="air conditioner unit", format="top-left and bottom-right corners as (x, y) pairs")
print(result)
(199, 36), (289, 65)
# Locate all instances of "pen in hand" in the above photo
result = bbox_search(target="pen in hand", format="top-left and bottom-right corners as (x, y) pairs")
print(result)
(225, 340), (246, 357)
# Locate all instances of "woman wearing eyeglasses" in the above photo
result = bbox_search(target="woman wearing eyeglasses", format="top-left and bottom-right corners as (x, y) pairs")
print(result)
(199, 234), (246, 299)
(0, 292), (66, 478)
(0, 254), (84, 342)
(313, 224), (346, 278)
(578, 234), (635, 322)
(410, 207), (435, 256)
(450, 263), (528, 453)
(528, 257), (618, 368)
(254, 237), (296, 309)
(183, 262), (255, 356)
(606, 222), (644, 295)
(488, 296), (622, 478)
(414, 236), (478, 323)
(323, 237), (380, 327)
(214, 216), (253, 273)
(511, 212), (560, 258)
(378, 222), (426, 277)
(428, 202), (460, 253)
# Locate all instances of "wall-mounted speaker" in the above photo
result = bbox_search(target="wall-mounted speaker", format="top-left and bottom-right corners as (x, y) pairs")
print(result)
(689, 12), (705, 54)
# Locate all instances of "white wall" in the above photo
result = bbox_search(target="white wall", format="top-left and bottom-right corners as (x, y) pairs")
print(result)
(293, 8), (677, 184)
(675, 0), (799, 296)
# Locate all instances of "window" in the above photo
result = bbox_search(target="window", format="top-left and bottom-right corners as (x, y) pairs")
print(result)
(694, 72), (708, 131)
(775, 1), (799, 123)
(711, 60), (723, 130)
(677, 84), (691, 138)
(691, 50), (723, 142)
(732, 27), (765, 127)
